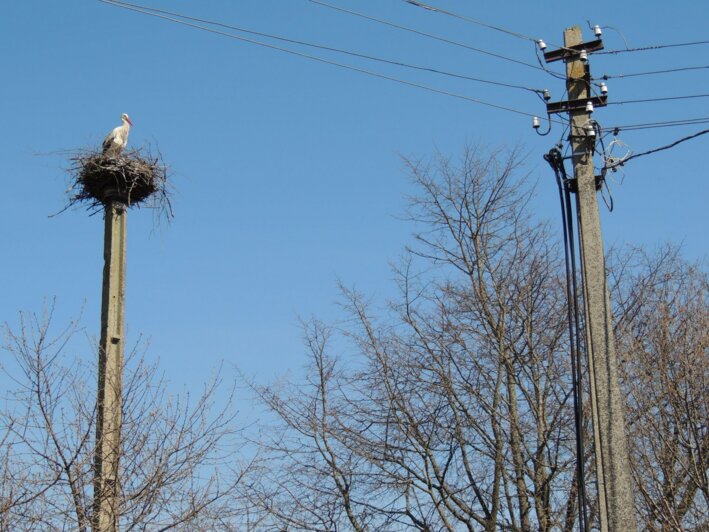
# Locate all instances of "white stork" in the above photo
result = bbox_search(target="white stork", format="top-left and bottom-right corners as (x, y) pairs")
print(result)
(102, 113), (133, 155)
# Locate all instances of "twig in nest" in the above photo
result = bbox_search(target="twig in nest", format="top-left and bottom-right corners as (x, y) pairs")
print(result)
(61, 147), (173, 220)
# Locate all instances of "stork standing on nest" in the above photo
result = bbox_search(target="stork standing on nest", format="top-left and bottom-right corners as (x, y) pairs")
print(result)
(102, 113), (133, 156)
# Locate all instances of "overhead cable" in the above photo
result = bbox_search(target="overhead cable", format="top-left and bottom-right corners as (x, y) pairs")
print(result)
(598, 39), (709, 54)
(617, 129), (709, 165)
(101, 0), (544, 95)
(607, 117), (709, 132)
(309, 0), (549, 73)
(404, 0), (584, 68)
(404, 0), (538, 42)
(406, 0), (567, 81)
(587, 21), (629, 49)
(598, 65), (709, 80)
(608, 93), (709, 106)
(98, 0), (552, 120)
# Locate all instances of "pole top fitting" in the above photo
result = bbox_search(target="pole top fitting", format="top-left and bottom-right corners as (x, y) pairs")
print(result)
(102, 188), (129, 207)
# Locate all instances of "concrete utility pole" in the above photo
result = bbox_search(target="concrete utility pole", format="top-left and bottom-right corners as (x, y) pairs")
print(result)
(93, 195), (128, 532)
(562, 26), (637, 531)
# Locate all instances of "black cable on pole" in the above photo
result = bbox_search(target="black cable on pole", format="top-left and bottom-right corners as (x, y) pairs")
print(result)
(562, 159), (590, 532)
(544, 147), (588, 532)
(559, 159), (592, 532)
(594, 123), (614, 212)
(619, 129), (709, 166)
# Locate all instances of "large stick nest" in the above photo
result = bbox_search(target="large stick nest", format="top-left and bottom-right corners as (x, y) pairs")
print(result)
(65, 148), (172, 218)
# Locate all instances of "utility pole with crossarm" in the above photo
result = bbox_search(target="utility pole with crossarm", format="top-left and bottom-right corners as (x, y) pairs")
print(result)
(544, 26), (638, 532)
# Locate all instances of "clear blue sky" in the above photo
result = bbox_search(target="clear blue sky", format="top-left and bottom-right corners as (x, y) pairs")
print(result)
(1, 0), (707, 389)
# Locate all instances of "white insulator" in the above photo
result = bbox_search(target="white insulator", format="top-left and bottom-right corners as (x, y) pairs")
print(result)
(594, 25), (602, 38)
(600, 82), (608, 95)
(579, 49), (588, 62)
(533, 116), (540, 129)
(585, 101), (594, 114)
(543, 89), (551, 101)
(584, 123), (596, 137)
(537, 39), (547, 51)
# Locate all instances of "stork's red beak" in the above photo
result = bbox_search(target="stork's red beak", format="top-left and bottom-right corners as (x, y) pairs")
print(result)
(126, 117), (133, 126)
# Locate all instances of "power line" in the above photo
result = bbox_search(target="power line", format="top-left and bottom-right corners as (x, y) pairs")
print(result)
(621, 121), (709, 131)
(309, 0), (550, 73)
(618, 129), (709, 165)
(606, 117), (709, 132)
(588, 21), (629, 50)
(400, 0), (568, 81)
(99, 0), (544, 96)
(598, 39), (709, 54)
(98, 0), (551, 120)
(403, 0), (537, 43)
(598, 65), (709, 80)
(404, 0), (583, 71)
(608, 93), (709, 105)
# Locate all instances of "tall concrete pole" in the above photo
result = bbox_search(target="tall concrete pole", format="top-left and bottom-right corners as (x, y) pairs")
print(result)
(93, 196), (127, 531)
(564, 26), (637, 531)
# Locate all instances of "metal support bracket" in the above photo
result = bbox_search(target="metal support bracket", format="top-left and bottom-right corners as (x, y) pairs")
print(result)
(544, 39), (604, 63)
(565, 176), (603, 193)
(546, 95), (608, 115)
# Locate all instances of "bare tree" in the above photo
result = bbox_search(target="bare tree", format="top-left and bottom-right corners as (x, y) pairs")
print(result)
(611, 246), (709, 531)
(247, 146), (708, 531)
(0, 304), (249, 530)
(245, 320), (382, 531)
(248, 146), (583, 530)
(5, 145), (705, 531)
